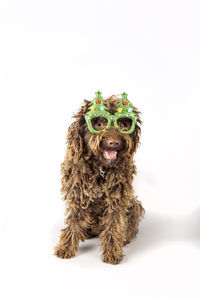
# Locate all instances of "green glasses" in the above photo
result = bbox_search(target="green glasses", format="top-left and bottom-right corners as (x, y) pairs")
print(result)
(84, 91), (138, 134)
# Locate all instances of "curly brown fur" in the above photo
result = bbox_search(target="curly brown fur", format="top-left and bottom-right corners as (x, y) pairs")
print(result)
(54, 95), (144, 264)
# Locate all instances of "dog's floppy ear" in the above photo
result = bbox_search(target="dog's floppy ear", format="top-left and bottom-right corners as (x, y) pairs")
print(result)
(131, 108), (142, 154)
(61, 100), (90, 197)
(65, 99), (90, 163)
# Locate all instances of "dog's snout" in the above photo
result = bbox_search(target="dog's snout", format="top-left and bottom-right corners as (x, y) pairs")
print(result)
(106, 137), (122, 149)
(108, 139), (119, 147)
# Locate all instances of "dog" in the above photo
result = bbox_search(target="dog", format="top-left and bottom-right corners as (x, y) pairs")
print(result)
(54, 91), (144, 264)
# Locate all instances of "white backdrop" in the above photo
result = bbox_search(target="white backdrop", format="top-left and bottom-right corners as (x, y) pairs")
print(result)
(0, 0), (200, 299)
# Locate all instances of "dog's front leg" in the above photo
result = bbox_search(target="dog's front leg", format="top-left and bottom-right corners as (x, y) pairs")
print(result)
(54, 207), (91, 259)
(99, 204), (126, 264)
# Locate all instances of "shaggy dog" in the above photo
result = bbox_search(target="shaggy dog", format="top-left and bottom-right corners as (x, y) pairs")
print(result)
(55, 92), (144, 264)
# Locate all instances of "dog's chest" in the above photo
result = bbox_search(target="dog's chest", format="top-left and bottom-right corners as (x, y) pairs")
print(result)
(91, 184), (105, 199)
(89, 183), (106, 216)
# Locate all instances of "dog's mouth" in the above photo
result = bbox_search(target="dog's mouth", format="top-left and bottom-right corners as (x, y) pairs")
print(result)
(102, 149), (118, 160)
(99, 136), (125, 162)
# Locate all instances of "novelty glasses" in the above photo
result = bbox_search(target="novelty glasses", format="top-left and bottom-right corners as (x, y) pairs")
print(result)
(84, 91), (138, 134)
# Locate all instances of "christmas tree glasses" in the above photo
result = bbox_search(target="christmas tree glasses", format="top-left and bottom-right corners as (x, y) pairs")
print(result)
(85, 91), (138, 134)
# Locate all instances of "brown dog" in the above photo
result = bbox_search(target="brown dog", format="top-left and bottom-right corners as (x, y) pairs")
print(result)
(55, 92), (144, 264)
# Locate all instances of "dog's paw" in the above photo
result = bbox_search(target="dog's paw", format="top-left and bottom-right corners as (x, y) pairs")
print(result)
(102, 253), (124, 265)
(54, 246), (76, 259)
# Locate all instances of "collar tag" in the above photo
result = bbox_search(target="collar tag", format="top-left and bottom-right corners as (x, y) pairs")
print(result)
(99, 167), (105, 177)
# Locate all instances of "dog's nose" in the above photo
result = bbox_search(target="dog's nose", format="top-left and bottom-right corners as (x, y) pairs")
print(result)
(107, 138), (120, 148)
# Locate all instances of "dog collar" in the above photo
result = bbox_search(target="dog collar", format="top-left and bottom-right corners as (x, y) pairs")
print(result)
(85, 91), (138, 134)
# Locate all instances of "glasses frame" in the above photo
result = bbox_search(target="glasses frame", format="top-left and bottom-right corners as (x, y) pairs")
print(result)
(85, 111), (138, 134)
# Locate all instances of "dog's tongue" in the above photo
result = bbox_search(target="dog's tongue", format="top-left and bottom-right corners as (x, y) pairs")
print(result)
(103, 150), (117, 160)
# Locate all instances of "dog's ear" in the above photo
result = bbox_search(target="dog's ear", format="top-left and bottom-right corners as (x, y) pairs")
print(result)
(131, 108), (142, 154)
(65, 100), (90, 163)
(61, 100), (90, 198)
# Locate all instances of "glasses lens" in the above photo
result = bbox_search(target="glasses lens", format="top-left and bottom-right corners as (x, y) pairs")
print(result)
(91, 117), (108, 131)
(117, 118), (133, 132)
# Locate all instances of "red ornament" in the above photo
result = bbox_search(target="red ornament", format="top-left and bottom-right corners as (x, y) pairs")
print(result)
(96, 99), (101, 104)
(123, 101), (128, 105)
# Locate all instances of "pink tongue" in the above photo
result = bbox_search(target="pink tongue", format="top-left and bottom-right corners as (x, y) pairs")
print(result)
(103, 150), (117, 160)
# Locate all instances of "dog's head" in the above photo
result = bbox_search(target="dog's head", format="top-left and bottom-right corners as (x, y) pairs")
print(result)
(66, 92), (141, 167)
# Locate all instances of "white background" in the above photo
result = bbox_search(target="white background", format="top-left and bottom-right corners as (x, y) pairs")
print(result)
(0, 0), (200, 299)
